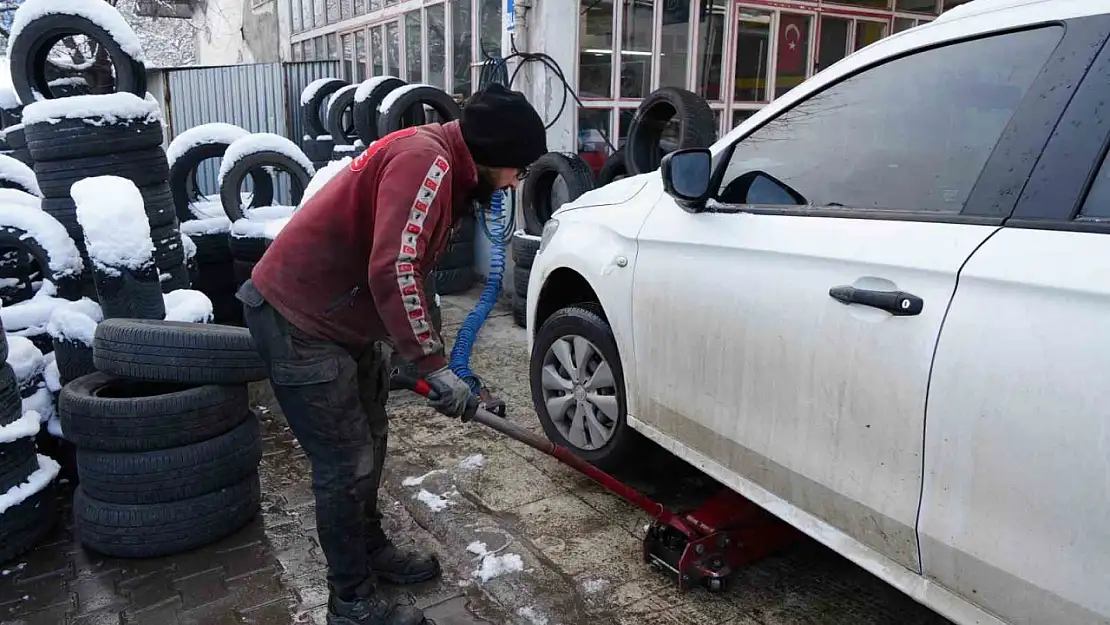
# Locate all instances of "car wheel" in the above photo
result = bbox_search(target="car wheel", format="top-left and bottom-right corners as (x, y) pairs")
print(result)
(530, 305), (639, 470)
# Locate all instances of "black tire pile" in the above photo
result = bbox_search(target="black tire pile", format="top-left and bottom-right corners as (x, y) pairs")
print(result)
(57, 319), (266, 558)
(436, 216), (476, 295)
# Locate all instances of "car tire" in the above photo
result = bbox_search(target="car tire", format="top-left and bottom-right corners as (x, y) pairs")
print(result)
(76, 415), (261, 505)
(59, 371), (250, 452)
(626, 87), (716, 175)
(521, 152), (596, 235)
(26, 115), (163, 163)
(160, 262), (192, 294)
(0, 464), (57, 565)
(0, 154), (41, 197)
(377, 85), (458, 139)
(512, 292), (527, 329)
(9, 10), (146, 105)
(219, 152), (311, 222)
(170, 142), (274, 223)
(354, 77), (406, 144)
(511, 230), (541, 271)
(92, 319), (266, 385)
(530, 305), (640, 470)
(34, 148), (169, 198)
(301, 78), (347, 138)
(73, 472), (260, 559)
(597, 150), (629, 186)
(433, 266), (475, 295)
(0, 220), (84, 301)
(0, 433), (37, 494)
(326, 85), (359, 146)
(228, 235), (270, 263)
(93, 263), (167, 321)
(0, 365), (20, 426)
(513, 265), (530, 298)
(150, 221), (187, 270)
(52, 337), (96, 386)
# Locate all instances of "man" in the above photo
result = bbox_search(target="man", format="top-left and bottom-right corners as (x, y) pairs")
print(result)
(236, 84), (547, 625)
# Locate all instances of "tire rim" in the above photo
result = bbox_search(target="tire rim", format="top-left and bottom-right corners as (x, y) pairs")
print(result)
(540, 334), (619, 451)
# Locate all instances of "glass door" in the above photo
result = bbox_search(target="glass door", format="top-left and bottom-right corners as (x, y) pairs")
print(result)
(773, 11), (815, 98)
(732, 8), (772, 104)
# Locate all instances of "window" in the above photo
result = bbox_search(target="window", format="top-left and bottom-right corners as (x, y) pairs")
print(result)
(327, 0), (339, 24)
(479, 0), (501, 59)
(453, 0), (473, 96)
(578, 108), (612, 173)
(405, 11), (422, 83)
(314, 0), (326, 29)
(371, 26), (384, 76)
(327, 33), (340, 60)
(341, 0), (352, 21)
(732, 109), (755, 130)
(355, 30), (367, 81)
(696, 0), (726, 102)
(1080, 153), (1110, 220)
(716, 27), (1062, 214)
(817, 17), (850, 72)
(341, 34), (354, 80)
(578, 0), (613, 98)
(828, 0), (889, 7)
(775, 13), (812, 98)
(293, 41), (304, 61)
(427, 4), (447, 89)
(734, 9), (771, 102)
(659, 1), (690, 89)
(893, 17), (917, 33)
(619, 0), (653, 99)
(292, 0), (304, 33)
(855, 21), (887, 51)
(896, 0), (938, 13)
(386, 21), (400, 76)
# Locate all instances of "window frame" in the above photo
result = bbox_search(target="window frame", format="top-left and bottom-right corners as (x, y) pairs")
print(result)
(704, 21), (1086, 226)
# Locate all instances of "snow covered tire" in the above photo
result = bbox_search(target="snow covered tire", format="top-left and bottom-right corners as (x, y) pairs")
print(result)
(26, 116), (163, 163)
(376, 85), (458, 138)
(170, 142), (274, 223)
(92, 319), (266, 385)
(301, 78), (348, 138)
(0, 365), (20, 426)
(53, 336), (96, 386)
(0, 223), (83, 300)
(0, 436), (37, 495)
(0, 154), (40, 196)
(219, 153), (310, 222)
(73, 472), (260, 559)
(34, 148), (169, 198)
(0, 476), (57, 565)
(326, 85), (359, 146)
(354, 77), (406, 144)
(626, 87), (716, 175)
(59, 371), (251, 452)
(521, 152), (596, 235)
(10, 10), (147, 106)
(93, 264), (167, 321)
(75, 416), (261, 505)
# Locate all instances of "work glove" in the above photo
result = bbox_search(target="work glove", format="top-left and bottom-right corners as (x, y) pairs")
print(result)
(425, 366), (474, 418)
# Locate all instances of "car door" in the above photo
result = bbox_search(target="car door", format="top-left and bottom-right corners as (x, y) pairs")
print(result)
(919, 23), (1110, 624)
(630, 24), (1070, 574)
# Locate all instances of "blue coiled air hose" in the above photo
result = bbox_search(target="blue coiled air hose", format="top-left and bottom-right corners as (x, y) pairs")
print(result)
(448, 192), (512, 392)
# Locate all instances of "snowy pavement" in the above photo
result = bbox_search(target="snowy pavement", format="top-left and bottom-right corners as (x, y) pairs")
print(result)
(0, 287), (953, 625)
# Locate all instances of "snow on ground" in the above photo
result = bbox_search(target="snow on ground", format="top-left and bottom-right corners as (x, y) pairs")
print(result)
(414, 489), (451, 512)
(379, 84), (433, 114)
(0, 454), (60, 515)
(355, 76), (400, 103)
(0, 192), (83, 278)
(458, 454), (486, 470)
(180, 215), (231, 236)
(580, 578), (610, 594)
(163, 289), (213, 323)
(0, 156), (42, 197)
(10, 0), (146, 64)
(22, 92), (161, 126)
(166, 122), (250, 168)
(517, 606), (549, 625)
(402, 469), (445, 487)
(218, 134), (315, 189)
(5, 335), (44, 383)
(0, 410), (40, 444)
(300, 77), (341, 106)
(72, 176), (153, 273)
(23, 387), (54, 423)
(466, 541), (525, 582)
(300, 158), (351, 207)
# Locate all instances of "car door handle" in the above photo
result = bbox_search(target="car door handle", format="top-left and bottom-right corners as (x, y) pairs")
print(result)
(828, 286), (923, 316)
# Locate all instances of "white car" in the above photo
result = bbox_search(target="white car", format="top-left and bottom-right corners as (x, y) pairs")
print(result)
(524, 1), (1110, 624)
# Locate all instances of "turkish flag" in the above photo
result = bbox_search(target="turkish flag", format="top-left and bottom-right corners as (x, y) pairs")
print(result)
(778, 14), (808, 75)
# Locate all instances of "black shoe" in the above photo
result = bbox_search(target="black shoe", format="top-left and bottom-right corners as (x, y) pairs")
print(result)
(368, 540), (442, 584)
(327, 592), (429, 625)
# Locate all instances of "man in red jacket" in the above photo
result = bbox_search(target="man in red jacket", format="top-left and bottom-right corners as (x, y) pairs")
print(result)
(236, 84), (547, 625)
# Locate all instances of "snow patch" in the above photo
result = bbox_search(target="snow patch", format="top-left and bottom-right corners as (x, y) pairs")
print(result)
(581, 578), (609, 594)
(230, 217), (289, 240)
(0, 410), (40, 443)
(517, 607), (549, 625)
(23, 387), (54, 423)
(327, 84), (357, 111)
(72, 176), (154, 273)
(458, 454), (486, 470)
(0, 193), (83, 277)
(0, 86), (18, 110)
(0, 454), (60, 515)
(46, 416), (63, 437)
(355, 76), (401, 103)
(188, 198), (226, 220)
(333, 145), (357, 153)
(11, 0), (146, 65)
(245, 205), (296, 220)
(166, 122), (250, 168)
(43, 359), (60, 393)
(180, 233), (196, 259)
(402, 469), (445, 487)
(5, 335), (44, 383)
(163, 289), (213, 323)
(46, 305), (100, 344)
(300, 77), (342, 106)
(467, 542), (524, 582)
(300, 158), (351, 207)
(379, 83), (433, 114)
(180, 216), (231, 236)
(218, 134), (314, 189)
(22, 92), (160, 126)
(0, 156), (41, 197)
(414, 489), (451, 512)
(316, 134), (332, 141)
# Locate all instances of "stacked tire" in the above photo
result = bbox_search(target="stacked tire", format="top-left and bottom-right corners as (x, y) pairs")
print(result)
(520, 152), (597, 236)
(218, 134), (314, 222)
(3, 124), (32, 168)
(434, 216), (476, 295)
(624, 87), (717, 176)
(61, 319), (266, 558)
(0, 317), (62, 565)
(301, 78), (348, 171)
(510, 230), (541, 328)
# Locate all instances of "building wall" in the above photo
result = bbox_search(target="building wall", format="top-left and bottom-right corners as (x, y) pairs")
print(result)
(195, 0), (283, 65)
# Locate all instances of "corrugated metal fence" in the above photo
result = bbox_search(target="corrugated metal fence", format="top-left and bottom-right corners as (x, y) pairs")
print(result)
(162, 60), (341, 205)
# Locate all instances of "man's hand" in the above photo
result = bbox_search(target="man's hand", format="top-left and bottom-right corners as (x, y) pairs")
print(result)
(425, 367), (474, 418)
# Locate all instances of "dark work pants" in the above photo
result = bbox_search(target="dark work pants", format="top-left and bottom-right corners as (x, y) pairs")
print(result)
(237, 280), (389, 600)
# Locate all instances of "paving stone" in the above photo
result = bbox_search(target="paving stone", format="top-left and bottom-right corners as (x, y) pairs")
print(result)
(71, 570), (125, 616)
(172, 567), (228, 611)
(121, 595), (183, 625)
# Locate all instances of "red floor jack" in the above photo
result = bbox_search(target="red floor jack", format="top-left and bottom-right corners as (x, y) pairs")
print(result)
(396, 375), (801, 592)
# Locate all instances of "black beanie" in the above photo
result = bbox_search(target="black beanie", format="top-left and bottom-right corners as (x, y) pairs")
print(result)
(461, 84), (548, 169)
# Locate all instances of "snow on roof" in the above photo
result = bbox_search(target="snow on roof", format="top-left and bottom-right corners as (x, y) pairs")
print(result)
(355, 76), (401, 103)
(218, 133), (315, 188)
(300, 77), (343, 106)
(71, 176), (154, 273)
(379, 83), (434, 114)
(166, 122), (251, 169)
(0, 191), (83, 277)
(22, 92), (162, 127)
(11, 0), (146, 64)
(0, 155), (42, 197)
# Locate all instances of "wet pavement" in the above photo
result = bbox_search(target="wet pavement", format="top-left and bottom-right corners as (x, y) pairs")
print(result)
(0, 287), (953, 625)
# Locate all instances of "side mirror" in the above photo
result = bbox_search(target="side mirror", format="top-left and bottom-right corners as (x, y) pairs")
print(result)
(661, 148), (712, 212)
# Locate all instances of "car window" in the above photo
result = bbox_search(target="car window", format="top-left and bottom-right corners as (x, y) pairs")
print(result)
(715, 26), (1062, 214)
(1079, 151), (1110, 220)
